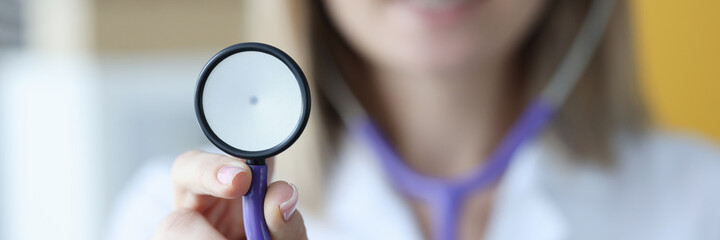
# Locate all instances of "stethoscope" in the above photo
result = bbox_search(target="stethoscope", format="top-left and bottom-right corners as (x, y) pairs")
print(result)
(195, 43), (311, 239)
(323, 0), (617, 239)
(193, 0), (615, 239)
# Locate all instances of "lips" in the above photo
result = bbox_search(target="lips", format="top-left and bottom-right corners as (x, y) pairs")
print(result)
(402, 0), (471, 10)
(397, 0), (478, 26)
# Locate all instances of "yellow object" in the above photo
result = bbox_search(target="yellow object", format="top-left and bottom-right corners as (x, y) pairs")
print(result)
(633, 0), (720, 143)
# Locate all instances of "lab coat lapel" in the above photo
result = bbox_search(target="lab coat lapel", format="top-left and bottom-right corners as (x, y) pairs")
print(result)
(323, 134), (423, 240)
(484, 142), (567, 240)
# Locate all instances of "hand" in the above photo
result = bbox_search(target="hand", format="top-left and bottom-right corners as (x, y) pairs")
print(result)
(153, 150), (307, 240)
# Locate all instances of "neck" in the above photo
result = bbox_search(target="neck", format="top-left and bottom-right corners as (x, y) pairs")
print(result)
(351, 62), (521, 177)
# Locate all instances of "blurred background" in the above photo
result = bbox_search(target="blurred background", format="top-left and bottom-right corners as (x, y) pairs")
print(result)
(0, 0), (717, 239)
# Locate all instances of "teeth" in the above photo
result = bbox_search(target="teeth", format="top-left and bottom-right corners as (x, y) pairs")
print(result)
(407, 0), (467, 9)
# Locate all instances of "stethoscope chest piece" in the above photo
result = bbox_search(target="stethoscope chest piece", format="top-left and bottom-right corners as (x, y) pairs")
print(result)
(195, 42), (311, 240)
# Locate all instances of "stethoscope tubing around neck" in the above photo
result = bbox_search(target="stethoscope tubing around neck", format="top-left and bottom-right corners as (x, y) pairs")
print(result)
(324, 0), (616, 239)
(352, 98), (553, 239)
(360, 100), (555, 195)
(355, 99), (555, 240)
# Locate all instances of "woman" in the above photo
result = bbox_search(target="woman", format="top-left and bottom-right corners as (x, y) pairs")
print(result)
(112, 0), (720, 239)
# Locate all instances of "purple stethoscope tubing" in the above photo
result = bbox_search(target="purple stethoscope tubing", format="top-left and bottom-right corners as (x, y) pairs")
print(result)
(243, 164), (271, 239)
(330, 0), (617, 239)
(358, 99), (554, 240)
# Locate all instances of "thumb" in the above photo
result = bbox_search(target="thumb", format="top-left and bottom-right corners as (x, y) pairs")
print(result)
(264, 181), (307, 240)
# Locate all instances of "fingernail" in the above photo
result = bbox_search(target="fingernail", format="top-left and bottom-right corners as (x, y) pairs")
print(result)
(279, 183), (298, 222)
(217, 166), (245, 185)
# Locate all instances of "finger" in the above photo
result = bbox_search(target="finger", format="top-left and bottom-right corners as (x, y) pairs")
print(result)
(264, 181), (307, 240)
(153, 208), (227, 240)
(266, 157), (275, 179)
(172, 150), (252, 200)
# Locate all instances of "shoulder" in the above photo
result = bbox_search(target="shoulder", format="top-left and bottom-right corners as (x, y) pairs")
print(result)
(617, 130), (720, 180)
(626, 131), (720, 235)
(542, 130), (720, 187)
(640, 130), (720, 158)
(540, 131), (720, 238)
(614, 130), (720, 232)
(613, 130), (720, 194)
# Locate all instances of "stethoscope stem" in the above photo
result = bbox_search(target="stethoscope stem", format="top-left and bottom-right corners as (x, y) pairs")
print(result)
(243, 163), (272, 240)
(429, 188), (463, 240)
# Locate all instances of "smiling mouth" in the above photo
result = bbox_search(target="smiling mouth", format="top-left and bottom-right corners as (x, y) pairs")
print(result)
(397, 0), (479, 26)
(401, 0), (472, 10)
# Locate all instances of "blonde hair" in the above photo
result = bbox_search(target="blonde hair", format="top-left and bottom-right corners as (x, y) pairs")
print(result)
(245, 0), (647, 211)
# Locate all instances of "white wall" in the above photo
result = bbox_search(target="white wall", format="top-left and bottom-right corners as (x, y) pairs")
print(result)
(0, 53), (102, 240)
(0, 0), (99, 238)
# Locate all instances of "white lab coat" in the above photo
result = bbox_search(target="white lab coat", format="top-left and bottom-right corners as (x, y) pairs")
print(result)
(106, 131), (720, 240)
